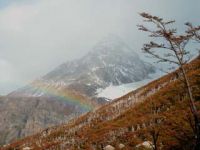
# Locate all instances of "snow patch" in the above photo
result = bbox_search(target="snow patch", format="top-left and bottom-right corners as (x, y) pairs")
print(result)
(96, 70), (164, 100)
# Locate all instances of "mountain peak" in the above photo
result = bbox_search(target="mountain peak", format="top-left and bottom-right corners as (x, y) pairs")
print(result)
(97, 34), (125, 46)
(91, 34), (133, 55)
(10, 35), (155, 100)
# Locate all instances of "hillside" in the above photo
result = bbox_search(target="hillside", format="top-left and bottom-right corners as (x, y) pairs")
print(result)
(2, 56), (199, 150)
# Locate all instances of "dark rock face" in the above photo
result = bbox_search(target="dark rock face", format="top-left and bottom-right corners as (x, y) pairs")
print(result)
(0, 96), (88, 145)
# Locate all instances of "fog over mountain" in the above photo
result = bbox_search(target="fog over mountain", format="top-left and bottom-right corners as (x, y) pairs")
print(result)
(10, 35), (155, 101)
(0, 0), (200, 94)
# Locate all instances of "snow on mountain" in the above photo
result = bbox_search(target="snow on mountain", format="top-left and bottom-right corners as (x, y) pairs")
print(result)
(10, 35), (155, 102)
(96, 69), (164, 100)
(37, 35), (155, 99)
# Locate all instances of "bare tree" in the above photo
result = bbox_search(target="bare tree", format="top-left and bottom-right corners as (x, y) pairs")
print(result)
(149, 102), (160, 150)
(137, 12), (200, 150)
(150, 128), (160, 150)
(185, 22), (200, 43)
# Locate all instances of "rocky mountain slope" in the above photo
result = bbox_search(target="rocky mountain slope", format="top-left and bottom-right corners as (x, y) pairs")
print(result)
(0, 90), (96, 146)
(10, 35), (155, 100)
(0, 35), (155, 146)
(2, 57), (199, 149)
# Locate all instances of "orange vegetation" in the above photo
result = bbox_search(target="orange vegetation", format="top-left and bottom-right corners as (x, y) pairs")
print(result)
(1, 56), (200, 150)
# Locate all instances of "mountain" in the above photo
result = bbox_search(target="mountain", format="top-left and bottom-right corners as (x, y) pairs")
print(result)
(10, 35), (155, 101)
(0, 91), (96, 146)
(0, 35), (155, 146)
(2, 56), (199, 150)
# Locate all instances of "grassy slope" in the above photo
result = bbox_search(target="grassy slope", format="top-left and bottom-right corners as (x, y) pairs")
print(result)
(1, 56), (200, 150)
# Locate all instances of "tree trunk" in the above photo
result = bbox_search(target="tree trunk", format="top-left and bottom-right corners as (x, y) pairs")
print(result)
(180, 65), (200, 150)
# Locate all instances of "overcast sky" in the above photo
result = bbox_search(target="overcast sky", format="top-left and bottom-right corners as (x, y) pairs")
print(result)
(0, 0), (200, 95)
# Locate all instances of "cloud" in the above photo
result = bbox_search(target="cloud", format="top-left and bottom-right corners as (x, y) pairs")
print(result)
(0, 58), (20, 94)
(0, 0), (199, 94)
(0, 59), (14, 81)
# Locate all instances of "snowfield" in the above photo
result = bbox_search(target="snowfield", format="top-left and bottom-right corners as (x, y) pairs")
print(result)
(96, 70), (164, 100)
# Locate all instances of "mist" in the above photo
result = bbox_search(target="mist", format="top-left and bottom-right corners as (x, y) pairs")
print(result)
(0, 0), (200, 94)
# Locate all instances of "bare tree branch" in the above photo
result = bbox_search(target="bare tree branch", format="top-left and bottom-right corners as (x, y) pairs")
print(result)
(138, 12), (200, 149)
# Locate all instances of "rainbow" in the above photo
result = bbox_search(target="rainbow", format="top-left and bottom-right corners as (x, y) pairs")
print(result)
(26, 80), (93, 111)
